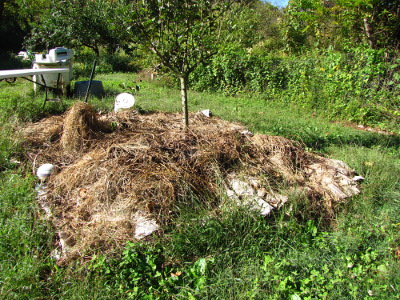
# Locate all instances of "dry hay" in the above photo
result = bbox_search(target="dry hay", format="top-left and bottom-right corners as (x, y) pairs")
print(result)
(22, 115), (64, 145)
(60, 102), (111, 154)
(22, 102), (361, 264)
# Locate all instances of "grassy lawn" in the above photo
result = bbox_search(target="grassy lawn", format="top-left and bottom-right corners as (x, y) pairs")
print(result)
(0, 73), (399, 299)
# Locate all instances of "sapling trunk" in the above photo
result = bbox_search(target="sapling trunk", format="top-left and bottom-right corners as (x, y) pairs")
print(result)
(180, 75), (189, 127)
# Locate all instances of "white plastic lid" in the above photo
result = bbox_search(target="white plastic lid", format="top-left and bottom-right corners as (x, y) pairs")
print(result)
(114, 93), (135, 112)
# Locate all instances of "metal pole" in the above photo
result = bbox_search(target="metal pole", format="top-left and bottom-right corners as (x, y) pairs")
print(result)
(84, 59), (97, 103)
(41, 74), (48, 108)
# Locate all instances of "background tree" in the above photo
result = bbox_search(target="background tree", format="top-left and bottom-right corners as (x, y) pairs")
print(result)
(25, 0), (130, 56)
(284, 0), (400, 53)
(0, 0), (50, 52)
(252, 1), (284, 51)
(189, 1), (285, 95)
(121, 0), (254, 126)
(333, 0), (400, 52)
(220, 0), (283, 51)
(283, 0), (341, 52)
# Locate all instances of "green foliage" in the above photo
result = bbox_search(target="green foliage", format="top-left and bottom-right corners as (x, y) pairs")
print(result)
(0, 172), (53, 299)
(283, 0), (325, 52)
(221, 1), (283, 50)
(191, 47), (289, 96)
(117, 0), (256, 125)
(284, 0), (400, 52)
(281, 47), (400, 129)
(191, 46), (400, 132)
(87, 241), (214, 299)
(0, 121), (24, 172)
(121, 0), (241, 76)
(89, 243), (169, 298)
(0, 52), (31, 71)
(26, 0), (130, 55)
(0, 0), (51, 52)
(252, 236), (396, 299)
(73, 47), (140, 78)
(0, 78), (67, 123)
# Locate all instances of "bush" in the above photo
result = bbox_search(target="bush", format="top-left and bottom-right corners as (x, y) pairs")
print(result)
(190, 46), (289, 96)
(191, 47), (400, 131)
(73, 47), (140, 78)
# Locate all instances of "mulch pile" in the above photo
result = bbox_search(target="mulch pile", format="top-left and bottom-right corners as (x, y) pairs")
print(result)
(22, 102), (361, 264)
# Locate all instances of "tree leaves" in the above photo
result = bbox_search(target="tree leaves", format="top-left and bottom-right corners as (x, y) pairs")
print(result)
(284, 0), (400, 52)
(25, 0), (132, 55)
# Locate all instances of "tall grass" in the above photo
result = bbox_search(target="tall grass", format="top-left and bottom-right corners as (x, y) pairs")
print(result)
(0, 73), (399, 299)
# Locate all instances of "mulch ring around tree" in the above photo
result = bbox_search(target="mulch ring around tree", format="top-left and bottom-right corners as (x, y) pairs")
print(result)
(21, 102), (362, 265)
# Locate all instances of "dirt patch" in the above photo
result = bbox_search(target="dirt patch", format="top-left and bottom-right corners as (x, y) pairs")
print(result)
(22, 102), (361, 264)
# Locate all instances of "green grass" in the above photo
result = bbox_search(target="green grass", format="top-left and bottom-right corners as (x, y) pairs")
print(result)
(0, 172), (53, 298)
(0, 73), (399, 299)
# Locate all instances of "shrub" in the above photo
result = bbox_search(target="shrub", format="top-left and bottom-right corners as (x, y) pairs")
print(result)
(73, 47), (140, 78)
(191, 46), (399, 131)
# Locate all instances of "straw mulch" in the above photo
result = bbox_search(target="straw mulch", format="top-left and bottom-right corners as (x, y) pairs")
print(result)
(22, 102), (361, 264)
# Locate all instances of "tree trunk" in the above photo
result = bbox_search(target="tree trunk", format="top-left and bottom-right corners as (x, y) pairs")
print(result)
(363, 17), (375, 49)
(180, 75), (189, 127)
